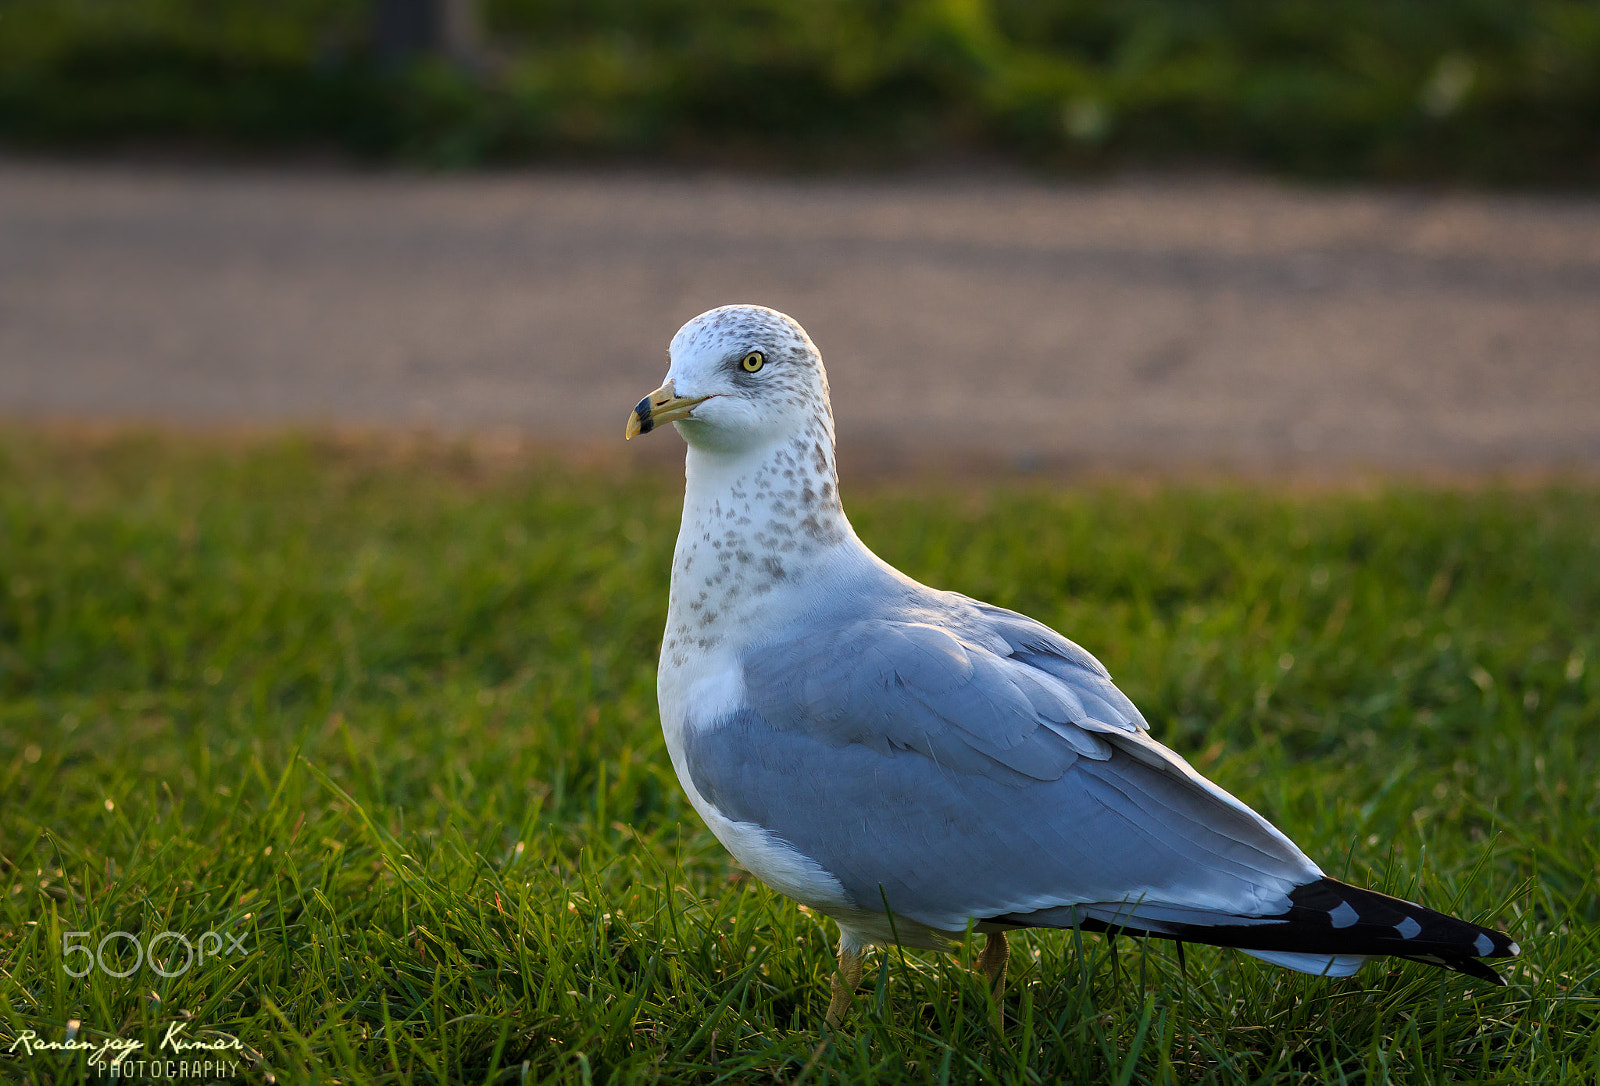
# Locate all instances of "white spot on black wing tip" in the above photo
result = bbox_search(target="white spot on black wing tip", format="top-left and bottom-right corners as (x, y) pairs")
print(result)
(1328, 901), (1360, 929)
(1507, 941), (1521, 956)
(1395, 916), (1423, 940)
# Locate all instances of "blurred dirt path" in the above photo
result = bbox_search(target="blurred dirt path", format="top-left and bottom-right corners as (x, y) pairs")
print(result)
(2, 159), (1598, 474)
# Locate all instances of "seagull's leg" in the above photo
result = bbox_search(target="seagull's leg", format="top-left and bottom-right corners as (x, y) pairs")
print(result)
(824, 938), (865, 1029)
(976, 931), (1009, 1031)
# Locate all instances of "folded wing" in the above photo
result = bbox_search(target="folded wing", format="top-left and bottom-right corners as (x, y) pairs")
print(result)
(683, 592), (1514, 980)
(690, 596), (1321, 929)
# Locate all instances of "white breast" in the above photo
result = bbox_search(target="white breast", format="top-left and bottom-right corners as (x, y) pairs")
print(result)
(654, 423), (875, 915)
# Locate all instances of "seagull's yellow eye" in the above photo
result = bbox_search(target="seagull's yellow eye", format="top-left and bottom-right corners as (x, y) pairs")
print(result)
(740, 351), (765, 373)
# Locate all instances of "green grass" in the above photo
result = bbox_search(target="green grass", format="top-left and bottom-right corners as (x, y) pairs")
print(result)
(1, 431), (1597, 1084)
(2, 0), (1599, 182)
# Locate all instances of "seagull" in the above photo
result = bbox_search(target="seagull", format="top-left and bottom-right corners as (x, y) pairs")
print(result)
(625, 304), (1518, 1028)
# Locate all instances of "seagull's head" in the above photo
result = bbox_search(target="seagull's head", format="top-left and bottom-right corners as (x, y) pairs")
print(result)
(625, 305), (832, 455)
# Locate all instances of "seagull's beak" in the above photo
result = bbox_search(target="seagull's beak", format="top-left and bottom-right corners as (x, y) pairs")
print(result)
(625, 380), (709, 439)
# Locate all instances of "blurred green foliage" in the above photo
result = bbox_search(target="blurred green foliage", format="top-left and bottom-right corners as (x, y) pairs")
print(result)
(1, 0), (1598, 181)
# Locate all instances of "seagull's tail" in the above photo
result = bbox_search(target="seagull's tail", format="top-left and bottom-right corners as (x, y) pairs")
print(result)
(996, 877), (1519, 984)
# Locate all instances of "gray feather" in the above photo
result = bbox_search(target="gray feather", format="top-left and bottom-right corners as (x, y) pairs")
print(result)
(689, 591), (1321, 932)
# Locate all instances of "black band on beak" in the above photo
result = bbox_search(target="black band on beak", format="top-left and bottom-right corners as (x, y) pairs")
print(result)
(633, 396), (655, 435)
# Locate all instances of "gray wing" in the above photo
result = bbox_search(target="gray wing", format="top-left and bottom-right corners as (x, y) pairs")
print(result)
(684, 593), (1322, 933)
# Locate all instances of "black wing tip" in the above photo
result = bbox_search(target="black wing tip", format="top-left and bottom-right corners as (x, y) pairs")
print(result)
(990, 876), (1520, 985)
(1279, 877), (1519, 979)
(1399, 952), (1509, 985)
(1458, 957), (1510, 986)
